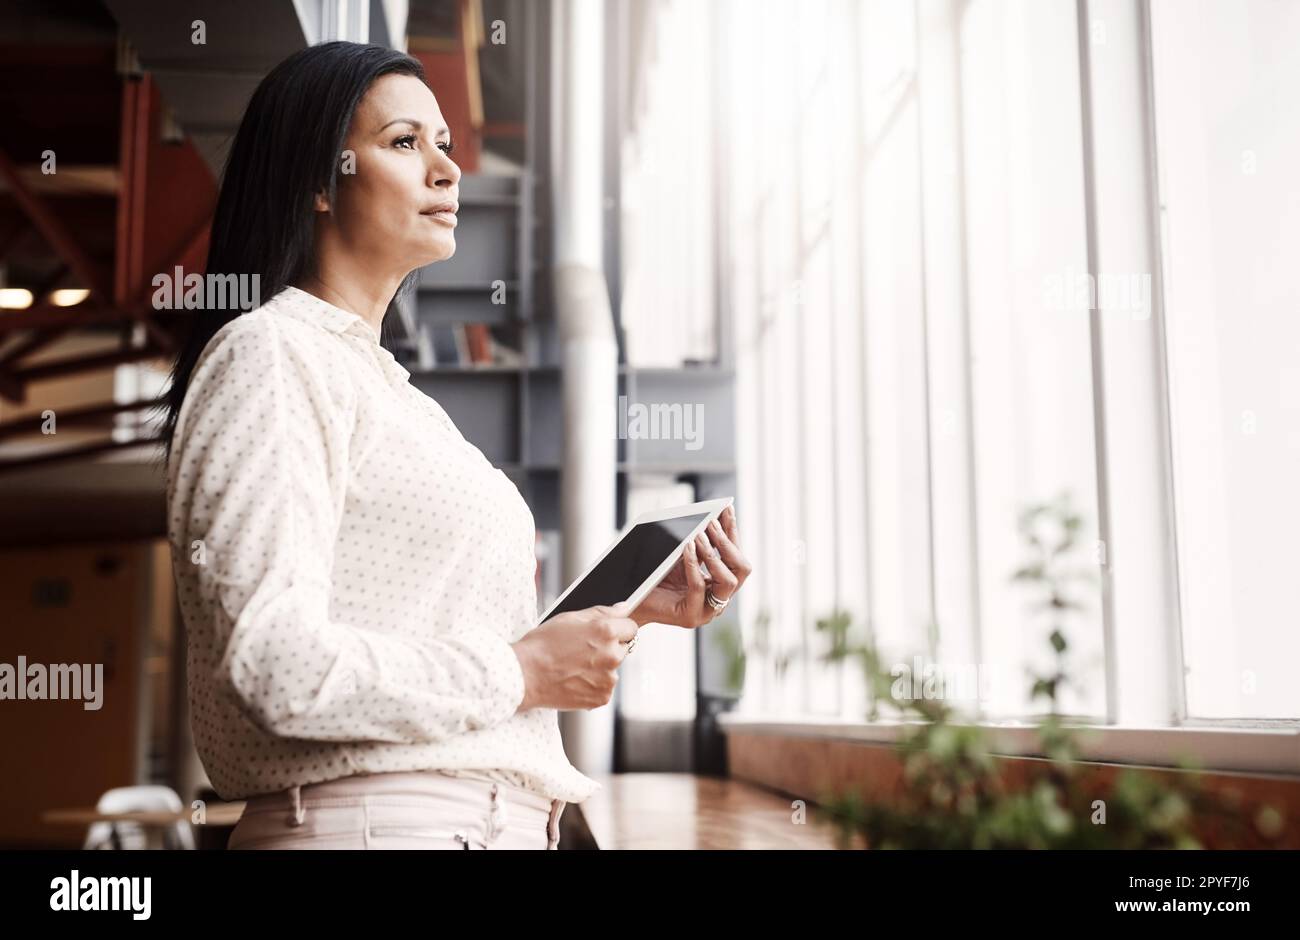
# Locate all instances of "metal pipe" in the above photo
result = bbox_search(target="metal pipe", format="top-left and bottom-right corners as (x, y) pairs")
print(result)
(551, 0), (618, 776)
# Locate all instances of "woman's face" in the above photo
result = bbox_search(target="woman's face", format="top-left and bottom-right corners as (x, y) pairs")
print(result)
(321, 72), (461, 273)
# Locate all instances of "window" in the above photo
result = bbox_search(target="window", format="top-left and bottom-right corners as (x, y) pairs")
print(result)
(960, 0), (1105, 719)
(1150, 0), (1300, 720)
(619, 0), (1299, 728)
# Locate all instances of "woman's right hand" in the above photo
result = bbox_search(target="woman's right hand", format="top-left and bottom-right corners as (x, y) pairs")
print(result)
(511, 602), (639, 712)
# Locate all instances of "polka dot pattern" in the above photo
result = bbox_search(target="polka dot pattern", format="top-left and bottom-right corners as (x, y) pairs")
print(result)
(166, 285), (602, 804)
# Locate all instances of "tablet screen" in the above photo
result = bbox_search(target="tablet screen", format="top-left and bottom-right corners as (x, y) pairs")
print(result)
(544, 512), (710, 620)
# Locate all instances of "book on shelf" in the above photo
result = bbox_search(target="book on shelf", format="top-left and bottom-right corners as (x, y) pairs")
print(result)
(464, 324), (492, 364)
(427, 323), (461, 364)
(425, 323), (523, 368)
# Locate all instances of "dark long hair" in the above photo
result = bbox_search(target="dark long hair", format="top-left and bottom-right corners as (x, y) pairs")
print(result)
(157, 41), (425, 463)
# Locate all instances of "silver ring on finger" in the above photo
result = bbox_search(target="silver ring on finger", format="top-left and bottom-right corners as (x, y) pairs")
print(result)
(705, 588), (729, 613)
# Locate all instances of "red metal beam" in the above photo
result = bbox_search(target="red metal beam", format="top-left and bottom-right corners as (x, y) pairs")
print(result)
(0, 300), (162, 333)
(172, 213), (212, 279)
(115, 74), (150, 307)
(140, 314), (174, 353)
(0, 216), (28, 263)
(0, 368), (20, 402)
(14, 342), (167, 384)
(0, 147), (111, 300)
(115, 74), (217, 307)
(481, 122), (526, 139)
(0, 435), (163, 476)
(0, 326), (70, 368)
(0, 395), (165, 442)
(411, 1), (483, 175)
(31, 263), (70, 308)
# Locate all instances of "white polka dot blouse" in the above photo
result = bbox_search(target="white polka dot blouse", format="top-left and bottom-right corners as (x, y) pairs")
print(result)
(165, 285), (602, 804)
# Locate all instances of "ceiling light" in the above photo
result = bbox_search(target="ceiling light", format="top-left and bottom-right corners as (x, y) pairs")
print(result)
(0, 288), (34, 309)
(51, 288), (90, 307)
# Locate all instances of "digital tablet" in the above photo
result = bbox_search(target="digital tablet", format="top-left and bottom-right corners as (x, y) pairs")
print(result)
(537, 497), (734, 624)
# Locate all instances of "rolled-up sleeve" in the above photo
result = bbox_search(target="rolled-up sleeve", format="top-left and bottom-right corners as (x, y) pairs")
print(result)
(170, 316), (526, 743)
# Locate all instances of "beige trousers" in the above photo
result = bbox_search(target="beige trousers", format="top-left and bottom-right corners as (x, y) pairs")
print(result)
(227, 771), (566, 850)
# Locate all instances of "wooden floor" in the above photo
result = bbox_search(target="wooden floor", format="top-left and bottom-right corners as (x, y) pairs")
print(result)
(571, 773), (865, 850)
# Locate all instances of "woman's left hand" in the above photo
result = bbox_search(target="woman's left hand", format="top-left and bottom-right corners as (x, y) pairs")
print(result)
(630, 505), (752, 629)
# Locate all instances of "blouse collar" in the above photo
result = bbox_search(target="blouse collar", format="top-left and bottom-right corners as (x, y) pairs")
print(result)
(274, 285), (411, 386)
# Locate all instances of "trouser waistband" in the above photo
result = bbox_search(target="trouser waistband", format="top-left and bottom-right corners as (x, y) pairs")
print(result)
(241, 771), (565, 849)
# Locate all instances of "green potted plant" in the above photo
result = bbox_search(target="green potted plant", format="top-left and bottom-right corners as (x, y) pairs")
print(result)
(720, 495), (1284, 848)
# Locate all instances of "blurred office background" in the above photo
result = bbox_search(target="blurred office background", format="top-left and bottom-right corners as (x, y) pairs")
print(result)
(0, 0), (1297, 848)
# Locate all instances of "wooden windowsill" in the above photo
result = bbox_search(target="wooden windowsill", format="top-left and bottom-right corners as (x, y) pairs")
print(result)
(718, 714), (1300, 777)
(718, 716), (1300, 847)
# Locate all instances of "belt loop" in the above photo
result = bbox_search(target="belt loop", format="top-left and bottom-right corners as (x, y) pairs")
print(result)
(547, 799), (566, 850)
(287, 784), (306, 827)
(486, 783), (506, 843)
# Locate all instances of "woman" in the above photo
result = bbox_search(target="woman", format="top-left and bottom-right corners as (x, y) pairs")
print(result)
(162, 41), (751, 850)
